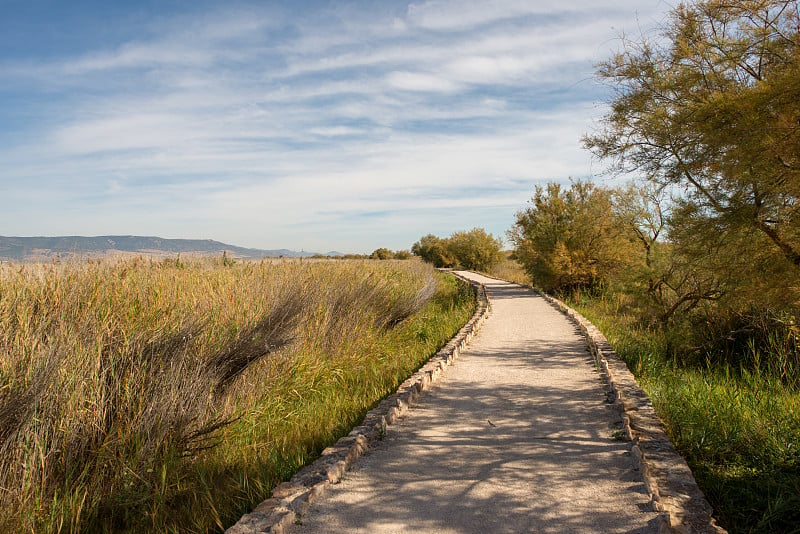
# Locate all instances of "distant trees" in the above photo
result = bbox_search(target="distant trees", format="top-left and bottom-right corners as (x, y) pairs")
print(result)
(369, 248), (412, 260)
(412, 228), (502, 271)
(370, 248), (394, 260)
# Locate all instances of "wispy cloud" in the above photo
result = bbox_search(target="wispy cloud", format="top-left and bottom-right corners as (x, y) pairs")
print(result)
(0, 0), (668, 252)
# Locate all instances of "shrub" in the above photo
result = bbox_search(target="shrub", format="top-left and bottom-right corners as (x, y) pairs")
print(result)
(411, 234), (456, 268)
(412, 228), (502, 271)
(508, 180), (632, 293)
(370, 247), (394, 260)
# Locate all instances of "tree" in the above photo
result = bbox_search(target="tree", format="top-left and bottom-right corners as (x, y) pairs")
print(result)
(411, 234), (456, 268)
(508, 180), (633, 293)
(370, 248), (394, 260)
(611, 184), (722, 323)
(412, 229), (503, 270)
(447, 228), (503, 271)
(584, 0), (800, 309)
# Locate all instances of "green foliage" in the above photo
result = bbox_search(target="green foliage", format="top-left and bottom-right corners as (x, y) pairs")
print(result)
(496, 4), (800, 530)
(411, 234), (456, 268)
(0, 258), (474, 533)
(368, 248), (412, 260)
(584, 0), (800, 313)
(370, 247), (394, 260)
(611, 184), (724, 324)
(513, 0), (800, 372)
(412, 228), (503, 271)
(508, 180), (633, 293)
(571, 293), (800, 534)
(446, 228), (503, 270)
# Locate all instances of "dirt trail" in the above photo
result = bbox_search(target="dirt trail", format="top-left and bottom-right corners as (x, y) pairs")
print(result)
(286, 272), (661, 533)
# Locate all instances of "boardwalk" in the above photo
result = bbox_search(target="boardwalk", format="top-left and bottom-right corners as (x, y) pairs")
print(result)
(286, 272), (661, 533)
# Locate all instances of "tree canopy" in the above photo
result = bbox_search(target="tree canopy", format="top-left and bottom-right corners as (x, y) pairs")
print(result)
(584, 0), (800, 311)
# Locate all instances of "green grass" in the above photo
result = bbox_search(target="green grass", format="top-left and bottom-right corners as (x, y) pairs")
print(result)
(568, 294), (800, 534)
(0, 257), (475, 533)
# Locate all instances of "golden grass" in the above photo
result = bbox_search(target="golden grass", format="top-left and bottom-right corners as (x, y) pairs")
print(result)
(483, 253), (529, 286)
(0, 257), (474, 532)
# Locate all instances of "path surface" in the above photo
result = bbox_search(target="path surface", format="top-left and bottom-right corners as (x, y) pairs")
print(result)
(287, 272), (661, 533)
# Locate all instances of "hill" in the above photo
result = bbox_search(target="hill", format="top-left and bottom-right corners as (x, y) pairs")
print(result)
(0, 235), (321, 261)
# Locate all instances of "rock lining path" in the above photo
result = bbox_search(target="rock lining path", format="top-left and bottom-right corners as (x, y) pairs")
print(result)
(286, 272), (662, 533)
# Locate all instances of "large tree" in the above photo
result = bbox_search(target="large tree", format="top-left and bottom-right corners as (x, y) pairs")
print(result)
(585, 0), (800, 306)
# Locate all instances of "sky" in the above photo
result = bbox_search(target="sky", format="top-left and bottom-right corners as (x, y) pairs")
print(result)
(0, 0), (670, 254)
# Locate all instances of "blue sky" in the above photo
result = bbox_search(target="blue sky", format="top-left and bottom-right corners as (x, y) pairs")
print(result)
(0, 0), (668, 253)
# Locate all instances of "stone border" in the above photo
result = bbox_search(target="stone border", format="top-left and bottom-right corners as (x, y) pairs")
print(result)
(537, 291), (726, 534)
(226, 273), (490, 534)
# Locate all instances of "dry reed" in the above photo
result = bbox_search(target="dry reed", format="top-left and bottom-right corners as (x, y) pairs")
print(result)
(0, 257), (470, 532)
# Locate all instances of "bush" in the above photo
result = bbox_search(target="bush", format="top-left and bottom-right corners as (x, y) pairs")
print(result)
(411, 234), (456, 268)
(508, 180), (632, 293)
(370, 248), (394, 260)
(412, 228), (502, 271)
(447, 228), (503, 271)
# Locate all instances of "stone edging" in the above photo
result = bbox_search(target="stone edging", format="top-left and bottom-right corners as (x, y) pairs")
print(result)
(537, 291), (726, 534)
(226, 273), (490, 534)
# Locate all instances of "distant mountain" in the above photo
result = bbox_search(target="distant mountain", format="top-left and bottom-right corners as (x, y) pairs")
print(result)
(0, 235), (320, 261)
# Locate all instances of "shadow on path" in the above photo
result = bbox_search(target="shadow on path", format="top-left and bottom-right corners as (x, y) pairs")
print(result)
(287, 274), (661, 533)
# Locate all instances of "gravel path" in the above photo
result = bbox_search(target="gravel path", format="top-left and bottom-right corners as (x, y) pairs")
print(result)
(286, 272), (662, 533)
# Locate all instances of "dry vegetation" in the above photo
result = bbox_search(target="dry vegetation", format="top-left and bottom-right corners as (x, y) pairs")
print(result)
(0, 256), (474, 532)
(482, 252), (528, 286)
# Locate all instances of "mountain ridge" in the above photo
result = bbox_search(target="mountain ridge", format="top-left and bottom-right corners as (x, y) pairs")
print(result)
(0, 235), (330, 261)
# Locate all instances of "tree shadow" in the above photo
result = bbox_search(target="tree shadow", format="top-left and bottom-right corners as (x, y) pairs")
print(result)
(292, 337), (662, 533)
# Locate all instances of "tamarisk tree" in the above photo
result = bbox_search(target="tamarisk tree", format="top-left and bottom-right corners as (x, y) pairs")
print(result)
(585, 0), (800, 308)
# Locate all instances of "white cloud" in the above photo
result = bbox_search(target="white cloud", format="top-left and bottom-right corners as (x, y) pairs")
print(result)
(385, 70), (461, 92)
(406, 0), (558, 31)
(308, 126), (366, 137)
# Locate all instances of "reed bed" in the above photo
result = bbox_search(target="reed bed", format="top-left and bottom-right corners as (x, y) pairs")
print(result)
(0, 257), (474, 533)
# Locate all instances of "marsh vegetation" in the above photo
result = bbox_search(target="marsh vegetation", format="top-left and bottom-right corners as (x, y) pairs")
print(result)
(0, 257), (474, 532)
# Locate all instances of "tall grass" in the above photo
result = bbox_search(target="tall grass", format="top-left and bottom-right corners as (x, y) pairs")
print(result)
(482, 252), (529, 285)
(0, 257), (474, 532)
(569, 293), (800, 534)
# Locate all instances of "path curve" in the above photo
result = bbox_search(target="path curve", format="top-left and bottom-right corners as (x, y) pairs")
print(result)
(286, 272), (662, 533)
